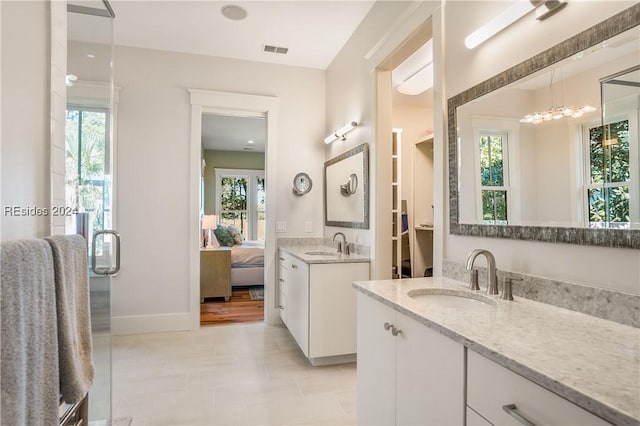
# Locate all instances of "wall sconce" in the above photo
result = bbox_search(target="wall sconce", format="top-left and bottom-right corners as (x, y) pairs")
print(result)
(324, 121), (358, 144)
(202, 214), (218, 248)
(465, 0), (567, 49)
(340, 173), (358, 196)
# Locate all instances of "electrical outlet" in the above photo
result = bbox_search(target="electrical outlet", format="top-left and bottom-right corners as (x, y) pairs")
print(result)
(304, 221), (312, 233)
(276, 221), (287, 233)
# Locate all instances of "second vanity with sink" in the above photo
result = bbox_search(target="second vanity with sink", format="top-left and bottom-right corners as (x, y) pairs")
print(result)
(278, 244), (369, 365)
(354, 277), (640, 426)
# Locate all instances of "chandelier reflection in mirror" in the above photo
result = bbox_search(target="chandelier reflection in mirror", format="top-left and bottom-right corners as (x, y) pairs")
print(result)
(520, 68), (597, 124)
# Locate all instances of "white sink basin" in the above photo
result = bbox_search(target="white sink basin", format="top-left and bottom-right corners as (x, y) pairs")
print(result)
(407, 288), (496, 309)
(304, 251), (340, 256)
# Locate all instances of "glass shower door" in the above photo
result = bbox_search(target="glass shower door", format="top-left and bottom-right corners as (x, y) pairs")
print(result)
(66, 1), (116, 423)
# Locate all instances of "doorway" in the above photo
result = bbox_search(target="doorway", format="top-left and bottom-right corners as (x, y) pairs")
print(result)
(376, 20), (436, 279)
(199, 112), (266, 325)
(188, 90), (279, 329)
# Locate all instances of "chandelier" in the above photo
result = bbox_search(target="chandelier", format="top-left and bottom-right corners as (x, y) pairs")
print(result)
(520, 68), (597, 124)
(520, 104), (597, 124)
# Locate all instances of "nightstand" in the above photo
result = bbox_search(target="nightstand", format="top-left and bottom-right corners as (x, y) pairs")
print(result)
(200, 248), (232, 302)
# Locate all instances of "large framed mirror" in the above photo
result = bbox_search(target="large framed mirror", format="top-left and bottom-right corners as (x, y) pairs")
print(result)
(324, 143), (369, 228)
(448, 5), (640, 249)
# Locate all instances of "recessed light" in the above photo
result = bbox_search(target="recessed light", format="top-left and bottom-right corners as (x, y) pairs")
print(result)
(247, 140), (255, 145)
(221, 4), (248, 21)
(87, 54), (95, 58)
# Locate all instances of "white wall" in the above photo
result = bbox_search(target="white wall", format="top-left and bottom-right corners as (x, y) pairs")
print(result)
(111, 46), (326, 332)
(325, 1), (441, 278)
(1, 1), (51, 241)
(444, 1), (640, 295)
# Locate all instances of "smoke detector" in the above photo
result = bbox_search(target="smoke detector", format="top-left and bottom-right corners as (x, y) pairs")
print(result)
(221, 5), (248, 21)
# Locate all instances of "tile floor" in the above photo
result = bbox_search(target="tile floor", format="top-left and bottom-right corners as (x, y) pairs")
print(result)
(112, 322), (357, 426)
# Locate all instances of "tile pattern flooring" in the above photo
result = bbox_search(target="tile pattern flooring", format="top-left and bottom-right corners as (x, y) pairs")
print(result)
(112, 322), (357, 425)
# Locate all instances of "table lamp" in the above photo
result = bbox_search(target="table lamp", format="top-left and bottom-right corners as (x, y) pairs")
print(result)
(202, 214), (218, 248)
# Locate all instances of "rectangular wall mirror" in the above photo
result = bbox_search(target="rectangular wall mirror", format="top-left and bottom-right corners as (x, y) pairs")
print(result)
(324, 143), (369, 228)
(448, 5), (640, 249)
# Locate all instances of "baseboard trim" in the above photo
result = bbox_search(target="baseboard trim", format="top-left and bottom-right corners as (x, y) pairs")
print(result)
(309, 353), (356, 366)
(112, 312), (193, 335)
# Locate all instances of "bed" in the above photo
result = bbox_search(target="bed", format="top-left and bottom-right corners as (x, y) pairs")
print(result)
(230, 240), (265, 287)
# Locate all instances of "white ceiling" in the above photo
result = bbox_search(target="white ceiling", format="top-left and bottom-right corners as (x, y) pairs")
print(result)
(110, 0), (375, 70)
(202, 114), (267, 152)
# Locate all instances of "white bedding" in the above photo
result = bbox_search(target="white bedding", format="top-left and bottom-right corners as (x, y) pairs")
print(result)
(230, 240), (264, 267)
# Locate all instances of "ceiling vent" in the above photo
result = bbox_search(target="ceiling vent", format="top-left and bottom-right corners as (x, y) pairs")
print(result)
(263, 44), (288, 55)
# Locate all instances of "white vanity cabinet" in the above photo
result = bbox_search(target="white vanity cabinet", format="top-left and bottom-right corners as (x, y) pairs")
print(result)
(279, 250), (369, 364)
(467, 351), (613, 426)
(357, 293), (464, 426)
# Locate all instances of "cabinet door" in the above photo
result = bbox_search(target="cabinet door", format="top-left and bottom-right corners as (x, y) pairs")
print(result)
(395, 311), (464, 426)
(286, 258), (309, 356)
(308, 262), (369, 358)
(356, 293), (396, 426)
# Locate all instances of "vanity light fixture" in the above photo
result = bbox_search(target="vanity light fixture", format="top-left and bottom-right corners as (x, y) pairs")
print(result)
(465, 0), (567, 49)
(324, 121), (358, 144)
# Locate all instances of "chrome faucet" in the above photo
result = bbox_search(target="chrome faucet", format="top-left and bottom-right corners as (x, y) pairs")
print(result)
(465, 249), (499, 295)
(332, 232), (350, 255)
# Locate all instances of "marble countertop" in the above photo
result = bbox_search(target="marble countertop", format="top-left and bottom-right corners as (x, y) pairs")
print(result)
(353, 277), (640, 425)
(280, 245), (370, 264)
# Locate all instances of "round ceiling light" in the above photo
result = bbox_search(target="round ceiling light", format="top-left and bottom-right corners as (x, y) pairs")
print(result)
(221, 4), (248, 21)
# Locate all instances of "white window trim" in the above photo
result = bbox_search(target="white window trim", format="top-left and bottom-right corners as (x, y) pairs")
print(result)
(214, 168), (265, 240)
(471, 116), (521, 225)
(581, 102), (639, 228)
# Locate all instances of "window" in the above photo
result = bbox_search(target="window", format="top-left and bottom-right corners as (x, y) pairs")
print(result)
(585, 119), (632, 228)
(478, 131), (510, 224)
(65, 106), (111, 253)
(215, 169), (265, 240)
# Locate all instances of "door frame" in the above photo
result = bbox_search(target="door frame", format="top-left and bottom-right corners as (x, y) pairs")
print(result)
(189, 90), (279, 329)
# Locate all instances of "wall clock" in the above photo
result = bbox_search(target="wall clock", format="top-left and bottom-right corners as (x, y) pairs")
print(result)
(293, 172), (312, 195)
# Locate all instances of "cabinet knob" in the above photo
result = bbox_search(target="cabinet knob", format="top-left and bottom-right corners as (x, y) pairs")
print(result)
(391, 327), (401, 336)
(279, 278), (285, 282)
(291, 264), (298, 269)
(279, 305), (285, 309)
(279, 257), (285, 261)
(384, 322), (393, 331)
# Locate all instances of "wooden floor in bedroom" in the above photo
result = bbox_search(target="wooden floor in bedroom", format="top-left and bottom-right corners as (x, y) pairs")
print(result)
(200, 288), (264, 326)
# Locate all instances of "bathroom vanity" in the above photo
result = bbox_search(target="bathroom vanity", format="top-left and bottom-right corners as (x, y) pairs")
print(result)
(278, 245), (369, 365)
(354, 277), (639, 426)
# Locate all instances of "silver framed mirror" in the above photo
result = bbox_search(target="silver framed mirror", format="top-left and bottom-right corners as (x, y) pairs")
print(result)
(448, 4), (640, 249)
(324, 143), (369, 228)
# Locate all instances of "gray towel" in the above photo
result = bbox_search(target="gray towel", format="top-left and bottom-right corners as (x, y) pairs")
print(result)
(45, 235), (95, 404)
(1, 239), (60, 426)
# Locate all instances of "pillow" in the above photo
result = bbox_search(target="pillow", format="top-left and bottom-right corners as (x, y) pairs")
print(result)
(213, 225), (235, 246)
(227, 224), (244, 245)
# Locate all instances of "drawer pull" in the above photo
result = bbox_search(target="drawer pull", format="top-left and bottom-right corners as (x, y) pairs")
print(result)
(503, 404), (536, 426)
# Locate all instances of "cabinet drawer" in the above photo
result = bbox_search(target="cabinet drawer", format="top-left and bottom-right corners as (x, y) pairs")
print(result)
(467, 350), (612, 426)
(466, 407), (492, 426)
(279, 251), (298, 271)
